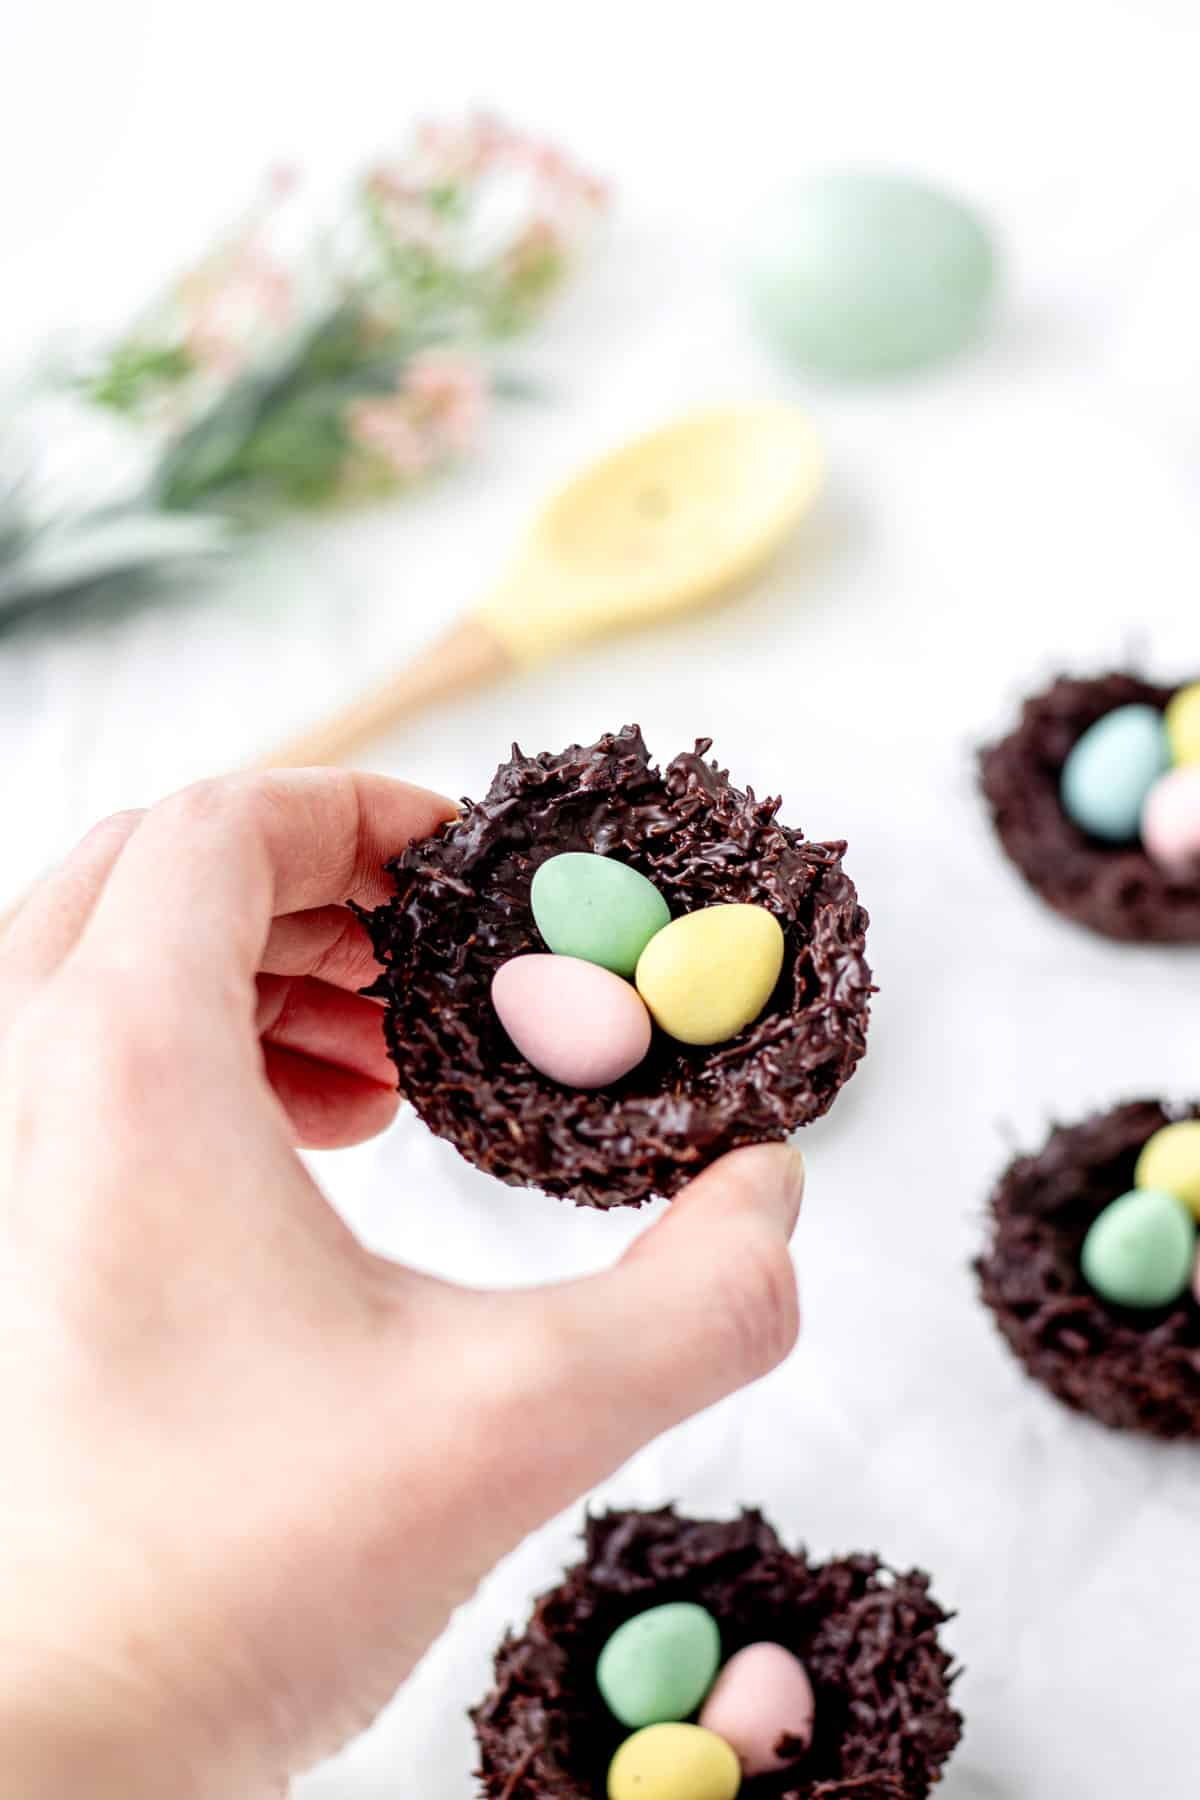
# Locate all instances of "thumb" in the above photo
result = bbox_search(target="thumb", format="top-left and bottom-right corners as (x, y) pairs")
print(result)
(512, 1143), (804, 1493)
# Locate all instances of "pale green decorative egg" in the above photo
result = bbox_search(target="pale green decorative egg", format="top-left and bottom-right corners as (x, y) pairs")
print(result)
(596, 1602), (721, 1729)
(531, 852), (670, 979)
(743, 171), (997, 378)
(1080, 1188), (1196, 1309)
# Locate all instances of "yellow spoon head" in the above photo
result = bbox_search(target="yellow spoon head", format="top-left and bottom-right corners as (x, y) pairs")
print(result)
(476, 406), (823, 663)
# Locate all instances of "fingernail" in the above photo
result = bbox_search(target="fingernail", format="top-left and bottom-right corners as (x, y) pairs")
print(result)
(716, 1141), (805, 1238)
(770, 1144), (806, 1238)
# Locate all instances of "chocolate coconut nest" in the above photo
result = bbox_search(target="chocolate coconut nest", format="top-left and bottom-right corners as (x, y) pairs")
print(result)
(472, 1508), (962, 1800)
(359, 727), (871, 1208)
(978, 671), (1200, 942)
(976, 1100), (1200, 1438)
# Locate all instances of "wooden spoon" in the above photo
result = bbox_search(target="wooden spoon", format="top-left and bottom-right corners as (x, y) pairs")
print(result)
(259, 405), (823, 768)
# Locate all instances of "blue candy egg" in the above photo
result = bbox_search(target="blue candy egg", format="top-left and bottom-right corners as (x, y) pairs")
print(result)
(1059, 704), (1170, 843)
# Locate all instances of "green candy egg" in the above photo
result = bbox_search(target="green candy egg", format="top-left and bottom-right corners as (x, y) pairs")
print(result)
(531, 853), (670, 978)
(596, 1602), (721, 1729)
(743, 171), (997, 379)
(1080, 1188), (1196, 1309)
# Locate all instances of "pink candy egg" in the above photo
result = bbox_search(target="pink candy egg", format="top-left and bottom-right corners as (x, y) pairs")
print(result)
(491, 954), (651, 1089)
(698, 1642), (815, 1778)
(1141, 765), (1200, 875)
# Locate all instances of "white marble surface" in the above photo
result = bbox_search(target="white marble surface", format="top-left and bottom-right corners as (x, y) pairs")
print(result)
(6, 3), (1200, 1797)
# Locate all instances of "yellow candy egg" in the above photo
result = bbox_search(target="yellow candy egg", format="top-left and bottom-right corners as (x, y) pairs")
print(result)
(1134, 1120), (1200, 1221)
(634, 904), (785, 1046)
(608, 1724), (741, 1800)
(1165, 682), (1200, 765)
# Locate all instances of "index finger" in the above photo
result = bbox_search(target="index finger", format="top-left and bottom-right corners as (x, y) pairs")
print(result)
(70, 768), (454, 1015)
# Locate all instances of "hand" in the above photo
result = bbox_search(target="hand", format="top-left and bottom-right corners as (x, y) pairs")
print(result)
(0, 770), (804, 1798)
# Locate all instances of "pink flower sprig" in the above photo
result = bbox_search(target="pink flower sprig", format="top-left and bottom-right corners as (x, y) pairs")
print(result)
(78, 115), (606, 515)
(358, 111), (607, 340)
(346, 350), (489, 484)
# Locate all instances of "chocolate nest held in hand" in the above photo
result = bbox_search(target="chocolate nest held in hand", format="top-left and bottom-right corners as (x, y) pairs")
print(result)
(978, 671), (1200, 942)
(976, 1100), (1200, 1438)
(472, 1508), (962, 1800)
(359, 727), (871, 1208)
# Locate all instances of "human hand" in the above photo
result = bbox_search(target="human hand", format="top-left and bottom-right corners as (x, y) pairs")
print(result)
(0, 771), (804, 1798)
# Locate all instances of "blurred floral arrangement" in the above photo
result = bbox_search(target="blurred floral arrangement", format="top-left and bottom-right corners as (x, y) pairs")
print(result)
(0, 114), (606, 625)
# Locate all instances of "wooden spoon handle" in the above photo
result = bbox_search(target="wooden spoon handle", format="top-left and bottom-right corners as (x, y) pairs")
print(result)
(254, 615), (514, 770)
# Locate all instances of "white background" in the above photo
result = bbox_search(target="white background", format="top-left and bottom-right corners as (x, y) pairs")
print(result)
(4, 2), (1200, 1796)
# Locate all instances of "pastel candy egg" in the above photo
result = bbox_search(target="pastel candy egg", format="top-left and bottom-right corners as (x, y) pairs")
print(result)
(635, 905), (785, 1047)
(596, 1602), (721, 1729)
(1059, 704), (1170, 843)
(1135, 1120), (1200, 1221)
(491, 955), (651, 1089)
(1165, 681), (1200, 764)
(698, 1643), (815, 1777)
(742, 171), (996, 379)
(531, 852), (670, 978)
(1140, 765), (1200, 875)
(1081, 1188), (1196, 1309)
(608, 1724), (741, 1800)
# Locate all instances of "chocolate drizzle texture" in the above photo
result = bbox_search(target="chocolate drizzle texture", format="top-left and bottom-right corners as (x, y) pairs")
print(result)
(978, 671), (1200, 942)
(359, 728), (872, 1207)
(472, 1508), (962, 1800)
(976, 1099), (1200, 1437)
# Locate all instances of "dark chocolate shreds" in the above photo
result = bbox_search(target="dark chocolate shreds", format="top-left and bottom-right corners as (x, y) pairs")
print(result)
(471, 1508), (962, 1800)
(975, 1099), (1200, 1438)
(357, 727), (872, 1207)
(978, 671), (1200, 942)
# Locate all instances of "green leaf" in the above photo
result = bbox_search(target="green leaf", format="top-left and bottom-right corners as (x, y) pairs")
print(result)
(88, 341), (195, 415)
